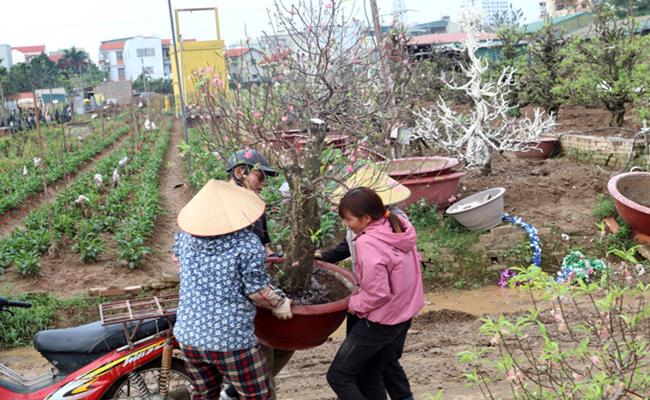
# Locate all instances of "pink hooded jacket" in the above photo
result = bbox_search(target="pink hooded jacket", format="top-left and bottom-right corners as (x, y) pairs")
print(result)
(348, 216), (425, 325)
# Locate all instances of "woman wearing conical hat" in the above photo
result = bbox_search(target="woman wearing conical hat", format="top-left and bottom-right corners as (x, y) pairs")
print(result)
(173, 180), (292, 400)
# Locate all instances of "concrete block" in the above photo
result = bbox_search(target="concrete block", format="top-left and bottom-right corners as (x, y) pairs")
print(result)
(161, 272), (180, 283)
(604, 217), (620, 234)
(98, 287), (127, 297)
(638, 245), (650, 262)
(125, 285), (143, 295)
(634, 233), (650, 246)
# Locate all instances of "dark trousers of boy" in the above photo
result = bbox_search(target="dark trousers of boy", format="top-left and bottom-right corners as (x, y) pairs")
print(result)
(327, 314), (413, 400)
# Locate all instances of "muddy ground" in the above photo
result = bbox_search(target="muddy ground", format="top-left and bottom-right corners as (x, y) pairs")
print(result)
(0, 109), (631, 398)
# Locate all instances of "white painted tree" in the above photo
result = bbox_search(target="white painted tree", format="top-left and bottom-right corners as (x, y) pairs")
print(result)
(412, 10), (555, 175)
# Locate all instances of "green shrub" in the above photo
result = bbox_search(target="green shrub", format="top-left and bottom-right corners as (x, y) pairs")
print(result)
(592, 194), (616, 220)
(0, 293), (101, 350)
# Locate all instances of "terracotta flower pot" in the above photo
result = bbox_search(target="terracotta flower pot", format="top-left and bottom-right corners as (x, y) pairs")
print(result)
(397, 171), (466, 209)
(607, 172), (650, 236)
(446, 187), (506, 231)
(295, 135), (348, 151)
(383, 156), (460, 180)
(513, 137), (558, 159)
(254, 261), (356, 350)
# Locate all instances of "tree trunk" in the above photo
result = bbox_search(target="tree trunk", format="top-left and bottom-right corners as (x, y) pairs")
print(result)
(279, 123), (326, 295)
(610, 108), (625, 127)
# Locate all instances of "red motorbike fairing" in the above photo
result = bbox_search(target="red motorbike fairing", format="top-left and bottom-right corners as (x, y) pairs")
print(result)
(0, 338), (167, 400)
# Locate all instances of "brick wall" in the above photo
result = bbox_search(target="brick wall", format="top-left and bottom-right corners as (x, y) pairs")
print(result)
(560, 134), (648, 168)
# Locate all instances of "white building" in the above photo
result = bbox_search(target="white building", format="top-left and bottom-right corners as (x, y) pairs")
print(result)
(539, 0), (593, 19)
(460, 0), (512, 25)
(99, 36), (164, 82)
(0, 44), (12, 69)
(11, 45), (46, 64)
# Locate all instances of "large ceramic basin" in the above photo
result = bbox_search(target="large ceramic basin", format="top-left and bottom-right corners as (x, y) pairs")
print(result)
(607, 172), (650, 235)
(382, 157), (460, 180)
(446, 187), (506, 231)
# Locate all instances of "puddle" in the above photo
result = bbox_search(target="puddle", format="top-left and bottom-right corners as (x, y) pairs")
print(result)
(330, 286), (536, 339)
(0, 346), (51, 378)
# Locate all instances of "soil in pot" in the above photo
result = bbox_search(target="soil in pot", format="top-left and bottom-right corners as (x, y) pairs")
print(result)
(266, 262), (351, 305)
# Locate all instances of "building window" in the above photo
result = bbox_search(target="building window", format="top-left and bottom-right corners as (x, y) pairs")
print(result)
(142, 66), (154, 75)
(137, 48), (156, 57)
(116, 51), (123, 62)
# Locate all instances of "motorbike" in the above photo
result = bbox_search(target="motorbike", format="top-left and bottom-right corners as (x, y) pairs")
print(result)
(0, 295), (192, 400)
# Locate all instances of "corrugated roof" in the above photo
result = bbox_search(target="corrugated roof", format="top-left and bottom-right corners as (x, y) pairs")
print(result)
(48, 53), (64, 63)
(225, 47), (250, 58)
(12, 45), (45, 54)
(415, 19), (451, 29)
(524, 11), (592, 33)
(409, 32), (496, 46)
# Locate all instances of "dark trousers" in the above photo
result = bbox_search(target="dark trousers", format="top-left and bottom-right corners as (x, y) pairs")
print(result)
(225, 346), (294, 399)
(327, 314), (412, 400)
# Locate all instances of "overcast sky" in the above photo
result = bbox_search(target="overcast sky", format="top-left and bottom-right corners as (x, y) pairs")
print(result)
(1, 0), (541, 63)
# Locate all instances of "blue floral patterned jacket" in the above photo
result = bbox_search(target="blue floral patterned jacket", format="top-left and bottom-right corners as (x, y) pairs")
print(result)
(173, 229), (268, 351)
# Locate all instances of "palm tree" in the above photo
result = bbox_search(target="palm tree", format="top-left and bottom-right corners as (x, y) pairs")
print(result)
(59, 47), (90, 76)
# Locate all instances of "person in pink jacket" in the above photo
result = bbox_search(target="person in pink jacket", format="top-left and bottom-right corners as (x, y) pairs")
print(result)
(327, 187), (425, 400)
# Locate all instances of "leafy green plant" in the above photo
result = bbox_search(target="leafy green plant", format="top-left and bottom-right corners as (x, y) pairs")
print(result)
(0, 292), (102, 350)
(592, 194), (616, 220)
(13, 249), (40, 276)
(459, 263), (650, 399)
(73, 236), (105, 262)
(607, 244), (641, 264)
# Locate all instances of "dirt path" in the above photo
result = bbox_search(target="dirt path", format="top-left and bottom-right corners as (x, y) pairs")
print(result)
(140, 119), (193, 276)
(0, 129), (133, 239)
(0, 120), (191, 296)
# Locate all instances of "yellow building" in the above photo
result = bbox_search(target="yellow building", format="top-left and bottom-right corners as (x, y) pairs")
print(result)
(169, 7), (228, 111)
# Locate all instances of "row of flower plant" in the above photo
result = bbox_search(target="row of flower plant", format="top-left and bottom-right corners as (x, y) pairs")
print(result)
(0, 120), (170, 275)
(0, 123), (131, 215)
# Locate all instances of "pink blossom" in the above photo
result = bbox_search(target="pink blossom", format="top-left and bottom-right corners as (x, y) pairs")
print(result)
(490, 334), (500, 345)
(205, 66), (214, 74)
(237, 110), (245, 116)
(281, 115), (288, 122)
(590, 355), (601, 367)
(346, 165), (354, 174)
(212, 77), (223, 88)
(572, 372), (583, 382)
(288, 104), (294, 112)
(324, 2), (333, 9)
(244, 150), (254, 159)
(349, 154), (356, 162)
(198, 67), (206, 74)
(224, 136), (230, 142)
(505, 368), (523, 384)
(289, 6), (297, 15)
(253, 111), (262, 119)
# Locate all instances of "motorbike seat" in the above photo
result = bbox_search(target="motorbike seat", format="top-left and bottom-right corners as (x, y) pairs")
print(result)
(34, 317), (172, 374)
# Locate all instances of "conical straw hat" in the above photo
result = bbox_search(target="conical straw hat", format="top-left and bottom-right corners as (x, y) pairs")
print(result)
(177, 179), (265, 236)
(331, 165), (411, 206)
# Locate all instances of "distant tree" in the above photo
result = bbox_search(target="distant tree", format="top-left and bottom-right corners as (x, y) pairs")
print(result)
(601, 0), (650, 16)
(133, 74), (173, 94)
(3, 54), (59, 94)
(488, 6), (527, 111)
(557, 6), (650, 126)
(522, 24), (565, 116)
(57, 47), (90, 76)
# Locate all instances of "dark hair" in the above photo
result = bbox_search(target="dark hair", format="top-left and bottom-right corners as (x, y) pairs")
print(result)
(338, 187), (405, 233)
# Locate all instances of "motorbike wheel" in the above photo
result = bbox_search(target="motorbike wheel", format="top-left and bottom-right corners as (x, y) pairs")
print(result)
(102, 358), (193, 400)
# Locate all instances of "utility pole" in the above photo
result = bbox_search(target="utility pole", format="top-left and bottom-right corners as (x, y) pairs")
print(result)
(368, 0), (400, 158)
(167, 0), (191, 172)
